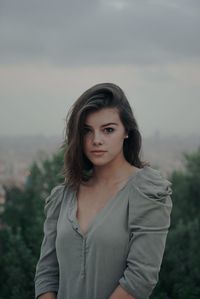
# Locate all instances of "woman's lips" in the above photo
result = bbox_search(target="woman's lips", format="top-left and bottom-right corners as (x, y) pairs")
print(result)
(91, 150), (106, 152)
(90, 150), (107, 155)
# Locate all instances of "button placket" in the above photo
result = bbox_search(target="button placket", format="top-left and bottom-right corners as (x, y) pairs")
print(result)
(80, 238), (86, 278)
(67, 190), (88, 278)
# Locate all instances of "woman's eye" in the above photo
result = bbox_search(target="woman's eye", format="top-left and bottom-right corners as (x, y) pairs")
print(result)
(104, 127), (114, 134)
(83, 127), (92, 135)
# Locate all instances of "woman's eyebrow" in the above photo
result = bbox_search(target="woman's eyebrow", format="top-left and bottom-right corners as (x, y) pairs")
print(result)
(101, 122), (118, 127)
(84, 122), (118, 128)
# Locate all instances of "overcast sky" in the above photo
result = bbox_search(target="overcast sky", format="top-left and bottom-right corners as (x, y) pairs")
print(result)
(0, 0), (199, 138)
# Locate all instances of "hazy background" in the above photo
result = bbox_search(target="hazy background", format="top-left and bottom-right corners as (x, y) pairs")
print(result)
(0, 0), (199, 138)
(0, 0), (200, 187)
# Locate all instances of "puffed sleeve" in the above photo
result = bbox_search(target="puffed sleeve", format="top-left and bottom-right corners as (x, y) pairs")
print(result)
(34, 185), (65, 299)
(119, 166), (173, 299)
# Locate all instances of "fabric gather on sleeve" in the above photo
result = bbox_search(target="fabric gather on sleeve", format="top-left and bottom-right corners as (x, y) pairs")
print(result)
(119, 166), (173, 299)
(34, 184), (65, 299)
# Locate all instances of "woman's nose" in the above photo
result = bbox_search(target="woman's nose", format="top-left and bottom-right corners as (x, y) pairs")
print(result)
(92, 132), (103, 145)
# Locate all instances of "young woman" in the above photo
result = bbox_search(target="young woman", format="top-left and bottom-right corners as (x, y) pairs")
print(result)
(34, 83), (172, 299)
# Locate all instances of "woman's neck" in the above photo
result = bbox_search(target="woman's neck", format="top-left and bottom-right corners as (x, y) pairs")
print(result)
(92, 159), (136, 186)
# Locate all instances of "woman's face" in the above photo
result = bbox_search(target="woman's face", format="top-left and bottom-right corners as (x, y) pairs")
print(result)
(83, 107), (127, 168)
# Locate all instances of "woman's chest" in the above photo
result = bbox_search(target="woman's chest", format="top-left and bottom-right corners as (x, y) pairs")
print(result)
(56, 189), (131, 253)
(76, 193), (116, 236)
(76, 185), (128, 236)
(56, 191), (131, 298)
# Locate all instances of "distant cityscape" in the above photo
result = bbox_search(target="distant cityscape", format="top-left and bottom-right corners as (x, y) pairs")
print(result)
(0, 133), (200, 191)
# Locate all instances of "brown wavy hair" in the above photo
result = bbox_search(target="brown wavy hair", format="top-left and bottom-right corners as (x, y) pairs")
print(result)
(61, 82), (147, 190)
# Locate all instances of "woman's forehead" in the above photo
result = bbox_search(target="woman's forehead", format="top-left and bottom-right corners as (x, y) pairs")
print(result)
(84, 108), (121, 126)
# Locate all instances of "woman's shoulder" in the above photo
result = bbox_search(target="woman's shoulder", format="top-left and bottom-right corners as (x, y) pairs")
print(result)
(128, 165), (173, 226)
(129, 165), (172, 205)
(45, 184), (66, 203)
(44, 184), (67, 217)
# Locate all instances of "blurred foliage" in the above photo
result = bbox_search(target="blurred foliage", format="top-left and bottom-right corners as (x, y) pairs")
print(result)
(0, 148), (64, 299)
(0, 147), (200, 298)
(152, 148), (200, 299)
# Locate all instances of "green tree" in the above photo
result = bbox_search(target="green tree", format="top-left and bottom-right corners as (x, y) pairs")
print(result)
(152, 148), (200, 299)
(0, 149), (64, 299)
(170, 149), (200, 228)
(0, 227), (36, 299)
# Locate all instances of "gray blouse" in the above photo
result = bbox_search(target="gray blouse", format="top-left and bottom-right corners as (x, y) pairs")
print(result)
(34, 165), (172, 299)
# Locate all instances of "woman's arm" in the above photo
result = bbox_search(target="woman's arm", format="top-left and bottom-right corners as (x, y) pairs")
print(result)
(35, 186), (65, 299)
(115, 169), (172, 299)
(37, 292), (56, 299)
(108, 285), (136, 299)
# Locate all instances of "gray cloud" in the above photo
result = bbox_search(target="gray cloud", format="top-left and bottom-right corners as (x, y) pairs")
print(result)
(0, 0), (199, 66)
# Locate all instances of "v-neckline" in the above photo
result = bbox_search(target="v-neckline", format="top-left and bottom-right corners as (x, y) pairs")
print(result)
(72, 167), (146, 238)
